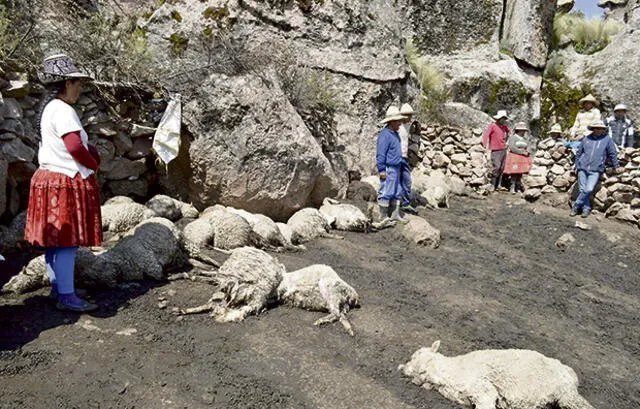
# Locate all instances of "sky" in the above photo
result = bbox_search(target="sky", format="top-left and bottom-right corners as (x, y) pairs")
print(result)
(573, 0), (604, 19)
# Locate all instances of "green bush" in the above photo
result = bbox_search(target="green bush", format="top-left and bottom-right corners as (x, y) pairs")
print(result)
(0, 0), (40, 69)
(405, 38), (448, 121)
(553, 12), (623, 54)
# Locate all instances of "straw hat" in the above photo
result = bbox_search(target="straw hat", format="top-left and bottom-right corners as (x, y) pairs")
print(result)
(579, 94), (599, 106)
(614, 104), (628, 112)
(514, 122), (528, 131)
(381, 106), (406, 124)
(587, 120), (607, 130)
(400, 103), (415, 115)
(38, 53), (92, 85)
(549, 124), (562, 134)
(493, 110), (509, 120)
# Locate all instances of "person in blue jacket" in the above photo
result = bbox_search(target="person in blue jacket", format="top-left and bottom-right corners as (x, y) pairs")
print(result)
(376, 105), (408, 223)
(571, 120), (625, 218)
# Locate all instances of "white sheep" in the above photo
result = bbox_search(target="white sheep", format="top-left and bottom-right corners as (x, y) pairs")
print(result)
(201, 205), (255, 250)
(277, 265), (359, 336)
(319, 198), (370, 232)
(399, 341), (595, 409)
(181, 217), (219, 265)
(101, 202), (156, 233)
(416, 170), (451, 209)
(181, 247), (285, 322)
(399, 215), (441, 249)
(287, 208), (342, 244)
(225, 207), (289, 249)
(3, 217), (185, 293)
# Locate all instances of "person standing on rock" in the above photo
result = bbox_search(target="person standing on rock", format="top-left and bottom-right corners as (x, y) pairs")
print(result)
(376, 105), (409, 224)
(605, 104), (635, 148)
(481, 110), (511, 191)
(571, 120), (624, 218)
(23, 54), (102, 312)
(503, 122), (532, 194)
(569, 94), (601, 143)
(398, 103), (419, 214)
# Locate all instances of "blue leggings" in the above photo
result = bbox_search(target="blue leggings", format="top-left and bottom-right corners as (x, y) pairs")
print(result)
(45, 247), (78, 295)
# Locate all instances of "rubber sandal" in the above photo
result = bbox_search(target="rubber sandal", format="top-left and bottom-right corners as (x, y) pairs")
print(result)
(56, 298), (98, 313)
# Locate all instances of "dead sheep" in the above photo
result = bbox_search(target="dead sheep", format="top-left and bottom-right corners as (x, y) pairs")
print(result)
(415, 170), (451, 209)
(319, 198), (370, 232)
(101, 201), (156, 233)
(146, 194), (199, 221)
(277, 265), (360, 336)
(287, 208), (342, 244)
(181, 247), (285, 322)
(398, 215), (441, 249)
(399, 341), (595, 409)
(3, 218), (185, 293)
(181, 217), (218, 264)
(201, 205), (255, 250)
(225, 207), (289, 249)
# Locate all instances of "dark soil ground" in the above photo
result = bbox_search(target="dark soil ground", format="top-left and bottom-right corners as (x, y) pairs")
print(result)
(1, 194), (639, 409)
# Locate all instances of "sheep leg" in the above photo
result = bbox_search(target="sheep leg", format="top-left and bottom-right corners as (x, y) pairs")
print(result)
(180, 302), (214, 315)
(338, 313), (355, 337)
(320, 232), (344, 240)
(314, 313), (339, 327)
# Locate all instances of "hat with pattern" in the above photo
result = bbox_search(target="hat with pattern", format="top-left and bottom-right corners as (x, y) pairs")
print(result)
(38, 53), (92, 84)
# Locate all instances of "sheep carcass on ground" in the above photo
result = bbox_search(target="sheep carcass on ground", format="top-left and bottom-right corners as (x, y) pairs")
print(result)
(3, 218), (185, 293)
(200, 205), (255, 250)
(101, 200), (156, 233)
(399, 341), (595, 409)
(146, 194), (199, 221)
(277, 265), (359, 336)
(181, 247), (284, 322)
(287, 208), (342, 244)
(181, 217), (219, 266)
(225, 207), (291, 250)
(319, 198), (370, 232)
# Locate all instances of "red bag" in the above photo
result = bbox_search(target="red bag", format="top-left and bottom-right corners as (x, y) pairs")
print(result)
(503, 151), (532, 174)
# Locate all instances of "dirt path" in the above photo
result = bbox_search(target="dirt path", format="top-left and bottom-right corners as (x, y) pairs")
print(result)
(1, 195), (639, 409)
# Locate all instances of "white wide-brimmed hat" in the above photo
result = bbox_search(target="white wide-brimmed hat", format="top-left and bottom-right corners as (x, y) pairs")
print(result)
(493, 110), (509, 120)
(381, 106), (407, 124)
(587, 120), (607, 130)
(400, 103), (415, 115)
(614, 104), (628, 112)
(514, 122), (528, 131)
(579, 94), (599, 106)
(549, 124), (563, 134)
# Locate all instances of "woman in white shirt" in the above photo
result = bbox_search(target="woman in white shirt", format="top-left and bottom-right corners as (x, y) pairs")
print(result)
(24, 54), (102, 312)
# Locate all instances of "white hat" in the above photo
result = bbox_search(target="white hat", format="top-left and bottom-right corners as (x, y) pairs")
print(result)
(514, 122), (528, 131)
(549, 123), (562, 134)
(587, 120), (607, 130)
(493, 110), (509, 120)
(579, 94), (599, 106)
(614, 104), (628, 112)
(381, 106), (407, 124)
(400, 103), (415, 115)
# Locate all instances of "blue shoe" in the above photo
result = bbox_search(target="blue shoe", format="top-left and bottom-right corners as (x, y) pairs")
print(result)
(56, 294), (98, 312)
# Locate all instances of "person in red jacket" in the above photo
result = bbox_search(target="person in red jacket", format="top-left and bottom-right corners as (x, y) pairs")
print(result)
(24, 54), (102, 312)
(482, 110), (511, 191)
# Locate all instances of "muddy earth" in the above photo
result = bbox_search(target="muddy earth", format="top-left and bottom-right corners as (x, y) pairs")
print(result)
(1, 195), (639, 409)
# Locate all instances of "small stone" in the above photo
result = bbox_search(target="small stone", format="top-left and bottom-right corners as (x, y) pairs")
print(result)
(555, 233), (575, 249)
(116, 328), (138, 336)
(158, 300), (169, 309)
(167, 289), (177, 297)
(574, 221), (591, 230)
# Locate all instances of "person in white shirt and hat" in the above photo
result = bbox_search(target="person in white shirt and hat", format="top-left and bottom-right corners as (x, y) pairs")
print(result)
(376, 105), (409, 224)
(569, 94), (601, 142)
(604, 104), (634, 148)
(397, 103), (419, 214)
(23, 53), (102, 312)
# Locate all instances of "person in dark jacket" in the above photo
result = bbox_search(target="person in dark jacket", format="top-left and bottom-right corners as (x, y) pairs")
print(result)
(571, 120), (625, 218)
(376, 105), (408, 223)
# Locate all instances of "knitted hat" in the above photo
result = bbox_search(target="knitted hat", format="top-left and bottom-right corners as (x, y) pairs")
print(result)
(38, 54), (92, 84)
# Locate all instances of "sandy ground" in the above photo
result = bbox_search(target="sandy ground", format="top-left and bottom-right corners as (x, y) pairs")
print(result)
(1, 194), (639, 409)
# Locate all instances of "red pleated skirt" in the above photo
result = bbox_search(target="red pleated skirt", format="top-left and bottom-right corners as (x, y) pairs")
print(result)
(503, 152), (533, 175)
(24, 169), (103, 247)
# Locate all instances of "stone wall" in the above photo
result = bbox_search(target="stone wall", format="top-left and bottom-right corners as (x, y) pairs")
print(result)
(416, 124), (640, 228)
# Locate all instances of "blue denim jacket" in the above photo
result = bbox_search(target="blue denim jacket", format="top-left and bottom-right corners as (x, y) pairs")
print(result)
(376, 127), (403, 173)
(575, 133), (620, 173)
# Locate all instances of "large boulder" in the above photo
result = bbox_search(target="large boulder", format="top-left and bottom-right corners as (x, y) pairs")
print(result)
(502, 0), (557, 68)
(182, 71), (339, 221)
(0, 158), (7, 217)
